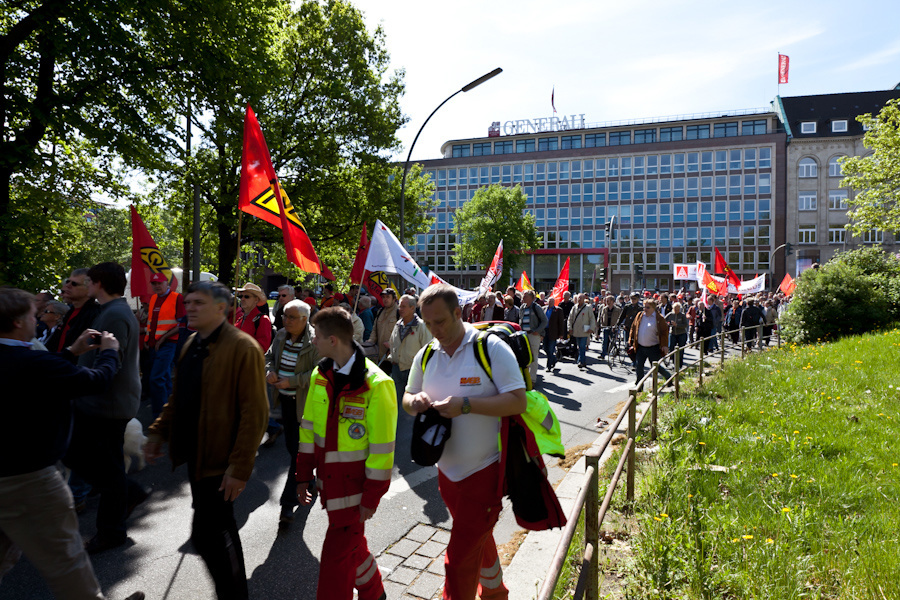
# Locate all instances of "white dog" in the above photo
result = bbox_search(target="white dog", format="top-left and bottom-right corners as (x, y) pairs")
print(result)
(123, 418), (147, 472)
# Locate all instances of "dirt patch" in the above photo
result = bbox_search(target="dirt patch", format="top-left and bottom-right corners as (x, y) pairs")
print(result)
(497, 529), (528, 566)
(557, 443), (593, 471)
(607, 401), (627, 419)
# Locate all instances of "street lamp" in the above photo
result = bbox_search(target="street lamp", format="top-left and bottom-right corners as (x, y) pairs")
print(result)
(398, 67), (503, 246)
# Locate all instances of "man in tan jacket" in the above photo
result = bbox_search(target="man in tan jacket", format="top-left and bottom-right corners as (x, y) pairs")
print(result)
(368, 288), (398, 372)
(389, 294), (432, 402)
(567, 293), (598, 369)
(145, 281), (268, 600)
(629, 299), (672, 388)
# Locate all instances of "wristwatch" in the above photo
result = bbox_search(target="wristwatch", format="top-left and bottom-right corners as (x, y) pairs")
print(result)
(461, 396), (471, 415)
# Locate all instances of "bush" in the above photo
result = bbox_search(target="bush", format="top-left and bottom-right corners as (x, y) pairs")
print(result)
(779, 248), (899, 343)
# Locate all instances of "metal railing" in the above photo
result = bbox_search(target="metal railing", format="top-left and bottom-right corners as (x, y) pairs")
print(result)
(537, 322), (780, 600)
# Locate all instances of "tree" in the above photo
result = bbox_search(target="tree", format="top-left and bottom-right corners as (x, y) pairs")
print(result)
(1, 0), (285, 284)
(840, 98), (900, 236)
(452, 184), (542, 289)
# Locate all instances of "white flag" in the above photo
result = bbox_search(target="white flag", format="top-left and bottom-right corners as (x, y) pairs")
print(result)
(479, 240), (503, 291)
(738, 274), (766, 295)
(428, 272), (480, 307)
(364, 220), (431, 289)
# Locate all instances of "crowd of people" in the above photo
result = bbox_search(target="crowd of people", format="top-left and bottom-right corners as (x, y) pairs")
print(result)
(0, 266), (790, 600)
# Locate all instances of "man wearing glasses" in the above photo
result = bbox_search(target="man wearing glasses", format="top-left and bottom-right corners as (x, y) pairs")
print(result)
(48, 268), (102, 360)
(271, 284), (295, 330)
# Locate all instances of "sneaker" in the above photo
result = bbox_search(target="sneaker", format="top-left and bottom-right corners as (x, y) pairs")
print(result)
(124, 593), (145, 600)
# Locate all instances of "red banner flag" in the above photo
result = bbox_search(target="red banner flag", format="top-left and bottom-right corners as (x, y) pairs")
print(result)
(550, 258), (570, 305)
(349, 223), (369, 284)
(778, 272), (796, 296)
(239, 105), (321, 274)
(479, 240), (503, 291)
(515, 270), (534, 293)
(714, 248), (742, 289)
(778, 54), (789, 84)
(130, 205), (177, 303)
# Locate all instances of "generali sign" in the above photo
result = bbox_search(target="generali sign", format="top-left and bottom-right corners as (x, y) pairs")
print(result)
(494, 114), (587, 136)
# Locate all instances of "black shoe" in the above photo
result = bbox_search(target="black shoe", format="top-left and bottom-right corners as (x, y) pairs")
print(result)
(279, 505), (295, 525)
(124, 593), (145, 600)
(84, 534), (127, 554)
(126, 487), (150, 518)
(262, 425), (284, 448)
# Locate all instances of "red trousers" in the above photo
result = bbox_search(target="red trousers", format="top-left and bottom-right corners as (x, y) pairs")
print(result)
(317, 520), (384, 600)
(438, 461), (508, 600)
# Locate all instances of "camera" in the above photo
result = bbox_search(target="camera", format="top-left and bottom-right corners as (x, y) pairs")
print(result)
(90, 333), (101, 345)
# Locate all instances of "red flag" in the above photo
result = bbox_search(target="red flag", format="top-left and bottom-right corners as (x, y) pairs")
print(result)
(349, 223), (369, 284)
(714, 248), (742, 289)
(515, 271), (534, 293)
(778, 54), (789, 84)
(550, 258), (570, 304)
(479, 240), (503, 291)
(319, 259), (336, 281)
(130, 205), (177, 303)
(778, 273), (796, 296)
(239, 105), (321, 274)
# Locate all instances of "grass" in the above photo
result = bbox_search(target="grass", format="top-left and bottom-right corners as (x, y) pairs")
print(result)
(625, 328), (900, 599)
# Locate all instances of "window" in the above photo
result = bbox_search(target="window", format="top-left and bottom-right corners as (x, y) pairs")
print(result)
(758, 224), (770, 245)
(490, 166), (500, 183)
(609, 131), (631, 145)
(494, 140), (513, 155)
(686, 124), (709, 140)
(687, 153), (699, 172)
(715, 151), (727, 170)
(744, 148), (757, 169)
(828, 156), (845, 177)
(595, 159), (606, 177)
(634, 128), (656, 144)
(729, 149), (742, 170)
(759, 174), (771, 195)
(561, 135), (582, 149)
(608, 158), (618, 177)
(473, 143), (491, 156)
(832, 120), (848, 133)
(741, 120), (767, 135)
(502, 165), (512, 183)
(863, 230), (883, 244)
(516, 139), (535, 153)
(799, 191), (817, 211)
(798, 158), (817, 178)
(829, 189), (848, 210)
(452, 144), (470, 158)
(759, 148), (772, 169)
(647, 155), (658, 174)
(828, 227), (846, 244)
(660, 154), (672, 174)
(585, 133), (606, 147)
(633, 156), (644, 176)
(660, 126), (683, 142)
(513, 165), (522, 183)
(620, 157), (631, 177)
(800, 122), (816, 134)
(713, 122), (738, 137)
(538, 137), (559, 151)
(701, 152), (713, 172)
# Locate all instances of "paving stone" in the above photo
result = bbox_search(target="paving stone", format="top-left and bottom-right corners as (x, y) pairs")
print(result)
(414, 540), (445, 558)
(426, 556), (444, 576)
(386, 538), (421, 558)
(382, 580), (406, 600)
(401, 554), (432, 570)
(406, 572), (444, 599)
(377, 553), (404, 572)
(406, 523), (438, 543)
(386, 566), (418, 585)
(430, 529), (451, 544)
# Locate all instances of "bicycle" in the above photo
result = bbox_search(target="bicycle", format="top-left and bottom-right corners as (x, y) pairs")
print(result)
(603, 326), (629, 368)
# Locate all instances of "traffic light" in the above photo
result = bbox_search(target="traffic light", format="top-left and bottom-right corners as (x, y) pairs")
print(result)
(604, 221), (612, 234)
(597, 267), (607, 280)
(785, 242), (794, 256)
(635, 265), (644, 278)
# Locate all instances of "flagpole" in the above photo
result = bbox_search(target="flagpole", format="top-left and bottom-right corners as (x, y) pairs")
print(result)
(232, 210), (244, 325)
(352, 284), (361, 314)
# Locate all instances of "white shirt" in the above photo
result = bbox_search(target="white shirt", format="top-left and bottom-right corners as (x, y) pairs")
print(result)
(637, 313), (660, 347)
(406, 324), (525, 482)
(335, 351), (356, 375)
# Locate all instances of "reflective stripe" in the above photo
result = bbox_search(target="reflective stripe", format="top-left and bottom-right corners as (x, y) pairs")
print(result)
(298, 442), (315, 453)
(324, 449), (368, 463)
(147, 292), (180, 341)
(300, 419), (315, 431)
(369, 441), (395, 454)
(480, 558), (504, 589)
(314, 434), (326, 448)
(156, 319), (178, 325)
(356, 553), (374, 577)
(356, 554), (378, 586)
(541, 411), (554, 432)
(326, 493), (362, 511)
(365, 467), (392, 481)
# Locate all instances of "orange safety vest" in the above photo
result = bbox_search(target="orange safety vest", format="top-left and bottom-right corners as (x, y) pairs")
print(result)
(147, 292), (181, 343)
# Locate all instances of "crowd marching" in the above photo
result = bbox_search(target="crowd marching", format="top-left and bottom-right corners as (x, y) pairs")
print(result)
(0, 263), (790, 600)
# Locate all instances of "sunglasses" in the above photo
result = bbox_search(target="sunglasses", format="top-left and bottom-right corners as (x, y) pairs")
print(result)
(279, 294), (290, 297)
(238, 294), (255, 300)
(64, 279), (85, 287)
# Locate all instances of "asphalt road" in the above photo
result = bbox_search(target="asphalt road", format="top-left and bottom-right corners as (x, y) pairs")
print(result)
(1, 337), (718, 600)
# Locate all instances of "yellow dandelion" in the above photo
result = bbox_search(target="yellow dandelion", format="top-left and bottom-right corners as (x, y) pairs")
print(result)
(790, 474), (798, 478)
(772, 473), (779, 477)
(766, 538), (774, 544)
(742, 534), (753, 540)
(698, 442), (706, 446)
(653, 516), (661, 521)
(782, 507), (791, 513)
(688, 494), (694, 498)
(793, 430), (799, 434)
(660, 513), (668, 518)
(732, 538), (740, 543)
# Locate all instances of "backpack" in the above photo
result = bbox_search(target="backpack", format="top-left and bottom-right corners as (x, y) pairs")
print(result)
(253, 312), (277, 345)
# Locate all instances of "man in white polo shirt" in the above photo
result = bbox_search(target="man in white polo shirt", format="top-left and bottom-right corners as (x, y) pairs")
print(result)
(404, 284), (526, 600)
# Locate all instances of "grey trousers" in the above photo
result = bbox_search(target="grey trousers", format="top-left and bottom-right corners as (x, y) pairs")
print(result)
(0, 466), (104, 599)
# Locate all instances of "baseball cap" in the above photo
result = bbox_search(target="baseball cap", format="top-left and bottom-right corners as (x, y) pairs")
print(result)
(411, 408), (452, 467)
(630, 291), (640, 298)
(150, 273), (168, 283)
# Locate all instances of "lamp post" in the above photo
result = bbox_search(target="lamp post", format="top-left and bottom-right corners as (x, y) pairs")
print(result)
(399, 67), (503, 247)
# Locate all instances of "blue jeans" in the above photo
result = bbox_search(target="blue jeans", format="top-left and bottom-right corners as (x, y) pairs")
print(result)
(576, 336), (588, 365)
(391, 363), (409, 404)
(543, 336), (557, 368)
(601, 328), (615, 358)
(149, 341), (177, 418)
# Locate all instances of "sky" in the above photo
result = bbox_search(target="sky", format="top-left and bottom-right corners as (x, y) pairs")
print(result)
(354, 0), (900, 162)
